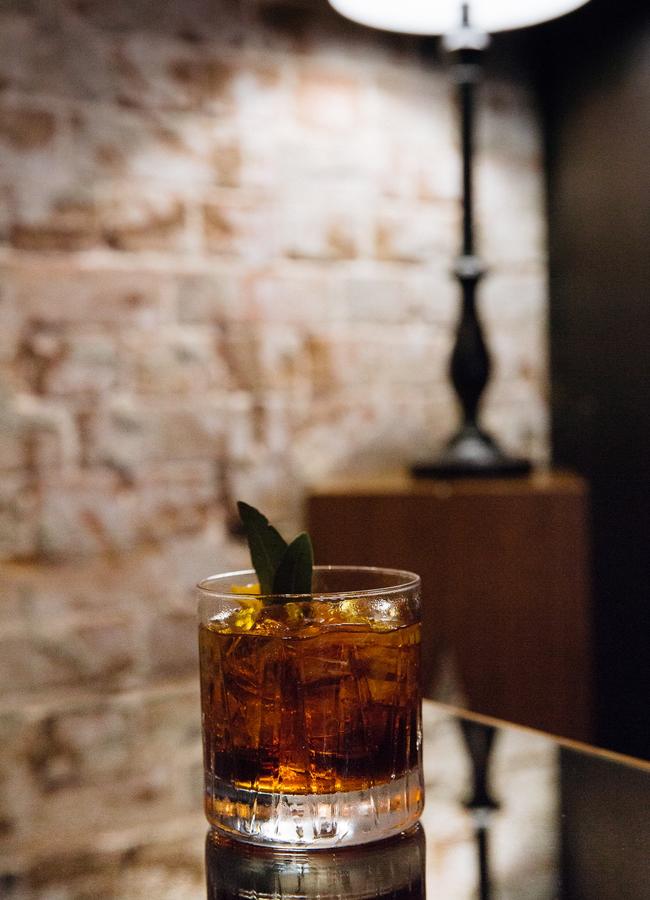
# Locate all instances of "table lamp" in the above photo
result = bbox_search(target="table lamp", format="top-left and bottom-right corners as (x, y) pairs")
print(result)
(328, 0), (591, 478)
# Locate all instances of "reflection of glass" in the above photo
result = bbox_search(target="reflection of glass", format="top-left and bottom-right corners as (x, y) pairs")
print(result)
(198, 566), (423, 848)
(205, 824), (426, 900)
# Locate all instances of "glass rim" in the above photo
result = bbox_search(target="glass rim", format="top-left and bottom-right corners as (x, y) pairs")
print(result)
(197, 565), (420, 602)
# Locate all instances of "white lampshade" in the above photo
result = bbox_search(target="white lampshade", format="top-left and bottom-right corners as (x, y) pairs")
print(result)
(328, 0), (591, 34)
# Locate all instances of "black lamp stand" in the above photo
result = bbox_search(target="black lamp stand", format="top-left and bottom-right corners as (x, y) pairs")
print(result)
(413, 5), (531, 479)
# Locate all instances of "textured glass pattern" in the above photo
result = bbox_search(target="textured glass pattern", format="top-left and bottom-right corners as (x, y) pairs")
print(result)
(199, 568), (423, 848)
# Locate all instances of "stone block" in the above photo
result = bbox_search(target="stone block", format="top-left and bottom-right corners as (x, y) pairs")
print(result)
(248, 268), (347, 323)
(165, 54), (235, 111)
(107, 32), (238, 111)
(28, 701), (137, 789)
(133, 461), (218, 543)
(257, 392), (295, 457)
(376, 137), (459, 204)
(8, 395), (80, 472)
(342, 273), (426, 324)
(6, 263), (175, 327)
(29, 615), (140, 691)
(294, 68), (363, 132)
(0, 520), (237, 628)
(477, 158), (545, 266)
(0, 415), (25, 473)
(0, 636), (35, 696)
(221, 390), (257, 462)
(0, 613), (139, 696)
(0, 472), (38, 562)
(142, 687), (202, 759)
(9, 197), (102, 252)
(98, 184), (190, 252)
(36, 469), (130, 559)
(0, 8), (115, 102)
(280, 194), (363, 261)
(488, 320), (548, 387)
(122, 325), (229, 394)
(69, 0), (244, 45)
(228, 59), (286, 131)
(0, 572), (30, 629)
(244, 105), (372, 191)
(59, 102), (217, 187)
(1, 115), (102, 249)
(0, 560), (122, 626)
(90, 395), (227, 472)
(0, 282), (21, 365)
(147, 611), (197, 677)
(297, 393), (435, 482)
(0, 104), (56, 151)
(221, 322), (309, 392)
(212, 136), (242, 187)
(305, 322), (450, 391)
(482, 80), (541, 164)
(480, 267), (548, 324)
(175, 266), (243, 322)
(0, 708), (36, 848)
(36, 461), (218, 560)
(26, 327), (119, 397)
(202, 194), (278, 262)
(375, 200), (458, 263)
(374, 66), (451, 145)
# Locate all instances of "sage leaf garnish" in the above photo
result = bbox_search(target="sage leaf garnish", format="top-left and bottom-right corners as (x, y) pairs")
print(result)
(237, 501), (288, 595)
(237, 502), (314, 598)
(272, 532), (314, 595)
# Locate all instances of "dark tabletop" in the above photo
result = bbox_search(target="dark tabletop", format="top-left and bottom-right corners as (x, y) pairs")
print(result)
(205, 701), (650, 900)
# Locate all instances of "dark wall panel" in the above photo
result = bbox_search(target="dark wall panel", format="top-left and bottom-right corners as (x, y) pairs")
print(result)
(534, 0), (650, 757)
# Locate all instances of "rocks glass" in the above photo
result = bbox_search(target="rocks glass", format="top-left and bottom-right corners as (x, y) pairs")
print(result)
(198, 566), (423, 848)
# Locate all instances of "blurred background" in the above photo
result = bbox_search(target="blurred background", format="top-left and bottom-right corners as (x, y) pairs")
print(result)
(0, 0), (648, 895)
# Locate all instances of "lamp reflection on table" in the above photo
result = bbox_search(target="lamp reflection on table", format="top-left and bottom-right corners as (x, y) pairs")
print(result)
(205, 825), (426, 900)
(459, 719), (500, 900)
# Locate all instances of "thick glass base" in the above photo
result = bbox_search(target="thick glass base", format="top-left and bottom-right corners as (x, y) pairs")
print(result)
(206, 767), (424, 849)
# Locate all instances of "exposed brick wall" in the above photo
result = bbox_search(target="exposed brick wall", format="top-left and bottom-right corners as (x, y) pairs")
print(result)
(0, 0), (548, 891)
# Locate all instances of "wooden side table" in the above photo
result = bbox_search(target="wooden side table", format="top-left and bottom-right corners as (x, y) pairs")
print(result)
(307, 470), (593, 742)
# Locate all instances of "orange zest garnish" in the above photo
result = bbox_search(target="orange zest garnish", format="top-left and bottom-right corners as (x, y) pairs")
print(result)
(231, 582), (261, 595)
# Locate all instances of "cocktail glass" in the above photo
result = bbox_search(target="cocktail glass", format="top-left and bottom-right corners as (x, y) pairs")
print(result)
(198, 565), (423, 848)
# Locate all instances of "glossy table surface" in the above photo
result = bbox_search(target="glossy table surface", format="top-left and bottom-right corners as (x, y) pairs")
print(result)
(205, 701), (650, 900)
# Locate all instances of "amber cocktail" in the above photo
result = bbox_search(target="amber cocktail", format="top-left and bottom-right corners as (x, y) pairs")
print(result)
(198, 566), (423, 848)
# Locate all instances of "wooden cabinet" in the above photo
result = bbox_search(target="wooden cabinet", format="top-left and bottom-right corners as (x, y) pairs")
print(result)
(307, 470), (593, 742)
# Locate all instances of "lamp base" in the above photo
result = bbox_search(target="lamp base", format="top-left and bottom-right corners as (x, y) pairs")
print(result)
(412, 423), (531, 479)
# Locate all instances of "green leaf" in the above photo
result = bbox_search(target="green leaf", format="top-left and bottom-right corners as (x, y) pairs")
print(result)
(237, 501), (288, 595)
(273, 533), (314, 595)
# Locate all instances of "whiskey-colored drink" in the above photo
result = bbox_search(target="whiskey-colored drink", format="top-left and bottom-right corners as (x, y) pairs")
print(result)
(198, 567), (423, 848)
